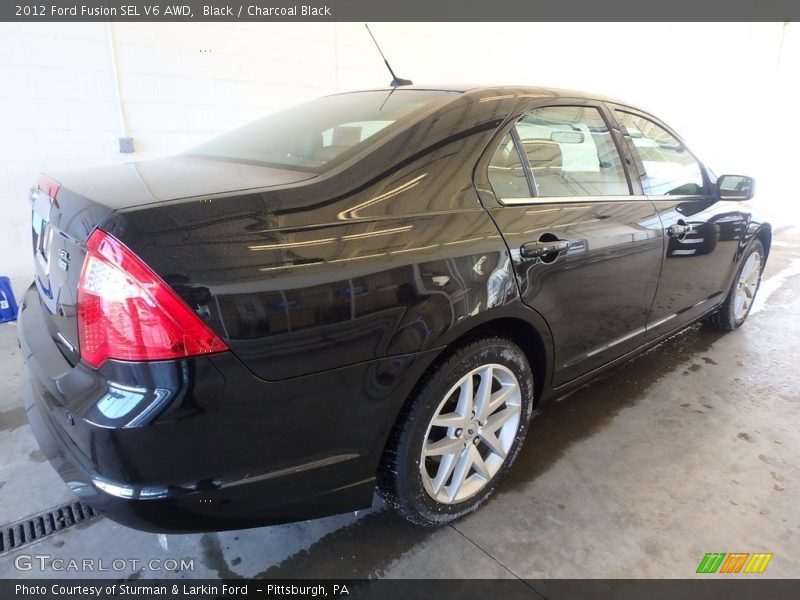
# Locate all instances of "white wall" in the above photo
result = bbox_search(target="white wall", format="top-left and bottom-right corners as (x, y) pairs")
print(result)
(1, 22), (798, 281)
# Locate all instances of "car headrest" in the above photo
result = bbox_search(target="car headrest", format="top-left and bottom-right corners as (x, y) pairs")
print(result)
(332, 126), (362, 147)
(523, 140), (563, 171)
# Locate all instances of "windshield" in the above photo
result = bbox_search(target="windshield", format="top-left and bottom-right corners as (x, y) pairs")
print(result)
(188, 90), (456, 172)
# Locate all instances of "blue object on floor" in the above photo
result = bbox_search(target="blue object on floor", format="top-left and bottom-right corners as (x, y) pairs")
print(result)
(0, 276), (19, 323)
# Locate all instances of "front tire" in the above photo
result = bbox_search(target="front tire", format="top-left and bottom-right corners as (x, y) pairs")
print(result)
(704, 240), (764, 331)
(378, 337), (534, 526)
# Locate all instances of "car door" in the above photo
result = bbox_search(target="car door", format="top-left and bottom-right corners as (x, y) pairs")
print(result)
(476, 100), (663, 386)
(609, 106), (749, 337)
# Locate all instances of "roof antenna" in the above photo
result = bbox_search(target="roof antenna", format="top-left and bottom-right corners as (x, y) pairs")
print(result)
(365, 24), (413, 88)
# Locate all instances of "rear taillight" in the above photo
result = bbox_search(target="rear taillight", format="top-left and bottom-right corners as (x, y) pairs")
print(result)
(77, 229), (228, 368)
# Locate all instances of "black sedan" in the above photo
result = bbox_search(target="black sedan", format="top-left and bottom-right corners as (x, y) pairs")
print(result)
(19, 85), (770, 531)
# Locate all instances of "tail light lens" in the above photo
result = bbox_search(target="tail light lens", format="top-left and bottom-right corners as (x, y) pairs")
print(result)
(77, 229), (228, 368)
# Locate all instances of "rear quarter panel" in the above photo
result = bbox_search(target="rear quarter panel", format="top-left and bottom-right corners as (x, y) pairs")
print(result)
(101, 92), (523, 381)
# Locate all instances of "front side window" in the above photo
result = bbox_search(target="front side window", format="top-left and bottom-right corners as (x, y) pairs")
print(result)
(189, 90), (454, 172)
(515, 106), (630, 197)
(614, 111), (706, 196)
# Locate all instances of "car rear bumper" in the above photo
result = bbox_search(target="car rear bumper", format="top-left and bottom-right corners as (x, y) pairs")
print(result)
(23, 380), (376, 532)
(24, 383), (377, 532)
(18, 284), (438, 532)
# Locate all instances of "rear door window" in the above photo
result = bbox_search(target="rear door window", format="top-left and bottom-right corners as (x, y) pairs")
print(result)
(514, 106), (630, 197)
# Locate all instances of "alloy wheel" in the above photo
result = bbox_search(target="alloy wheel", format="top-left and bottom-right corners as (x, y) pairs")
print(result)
(420, 363), (522, 504)
(734, 251), (762, 320)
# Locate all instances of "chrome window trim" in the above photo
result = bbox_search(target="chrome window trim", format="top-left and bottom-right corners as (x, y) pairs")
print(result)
(497, 195), (652, 206)
(648, 195), (713, 202)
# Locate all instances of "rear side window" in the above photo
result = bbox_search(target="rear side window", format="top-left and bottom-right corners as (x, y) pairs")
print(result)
(614, 111), (706, 196)
(189, 90), (454, 172)
(515, 106), (630, 197)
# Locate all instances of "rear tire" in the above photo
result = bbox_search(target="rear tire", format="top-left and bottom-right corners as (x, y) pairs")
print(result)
(704, 240), (764, 331)
(377, 337), (534, 526)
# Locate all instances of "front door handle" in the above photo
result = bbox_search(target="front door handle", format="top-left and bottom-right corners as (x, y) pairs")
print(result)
(667, 224), (687, 238)
(520, 239), (570, 259)
(667, 220), (694, 238)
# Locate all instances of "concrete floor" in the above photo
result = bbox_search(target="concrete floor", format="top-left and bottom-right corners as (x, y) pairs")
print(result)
(1, 228), (799, 580)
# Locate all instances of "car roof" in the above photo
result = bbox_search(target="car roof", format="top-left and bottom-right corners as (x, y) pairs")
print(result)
(340, 84), (642, 112)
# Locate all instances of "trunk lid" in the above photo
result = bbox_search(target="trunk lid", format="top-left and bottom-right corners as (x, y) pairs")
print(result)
(30, 157), (315, 366)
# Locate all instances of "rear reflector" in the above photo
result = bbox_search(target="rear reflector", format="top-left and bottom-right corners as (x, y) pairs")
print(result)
(77, 229), (228, 368)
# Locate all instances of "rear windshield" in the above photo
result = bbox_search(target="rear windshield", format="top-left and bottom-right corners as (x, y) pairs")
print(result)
(188, 90), (455, 172)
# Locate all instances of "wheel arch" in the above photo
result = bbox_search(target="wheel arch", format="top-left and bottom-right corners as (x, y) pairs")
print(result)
(755, 224), (772, 259)
(448, 317), (549, 405)
(430, 304), (554, 405)
(379, 308), (554, 457)
(721, 222), (772, 294)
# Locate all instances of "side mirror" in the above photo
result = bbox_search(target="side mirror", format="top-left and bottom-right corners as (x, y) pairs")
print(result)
(718, 174), (755, 201)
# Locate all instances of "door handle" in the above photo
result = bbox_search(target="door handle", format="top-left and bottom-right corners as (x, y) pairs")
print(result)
(520, 239), (570, 259)
(667, 224), (687, 238)
(667, 220), (694, 238)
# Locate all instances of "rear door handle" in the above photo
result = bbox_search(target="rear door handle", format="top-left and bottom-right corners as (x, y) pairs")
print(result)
(520, 239), (570, 259)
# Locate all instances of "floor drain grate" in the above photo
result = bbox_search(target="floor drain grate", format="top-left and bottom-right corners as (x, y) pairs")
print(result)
(0, 501), (99, 554)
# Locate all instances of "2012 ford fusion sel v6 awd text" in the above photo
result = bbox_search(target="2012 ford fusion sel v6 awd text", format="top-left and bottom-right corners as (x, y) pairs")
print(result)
(19, 85), (770, 531)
